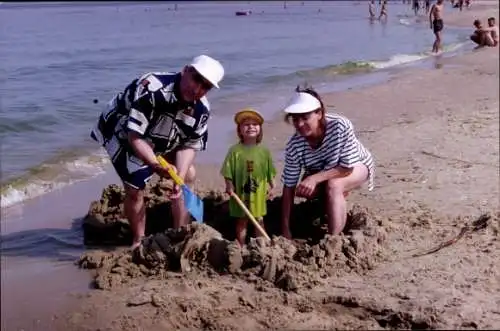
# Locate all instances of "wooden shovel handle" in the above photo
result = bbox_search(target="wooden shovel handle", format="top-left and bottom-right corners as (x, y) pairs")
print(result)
(230, 192), (271, 241)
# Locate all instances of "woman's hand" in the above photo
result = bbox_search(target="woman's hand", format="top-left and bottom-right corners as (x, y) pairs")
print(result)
(295, 176), (318, 199)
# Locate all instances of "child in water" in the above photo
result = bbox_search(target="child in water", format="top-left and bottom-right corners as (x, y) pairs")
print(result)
(220, 109), (276, 246)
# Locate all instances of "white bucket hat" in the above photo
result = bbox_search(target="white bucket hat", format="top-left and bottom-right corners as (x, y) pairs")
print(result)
(190, 55), (224, 89)
(283, 92), (322, 114)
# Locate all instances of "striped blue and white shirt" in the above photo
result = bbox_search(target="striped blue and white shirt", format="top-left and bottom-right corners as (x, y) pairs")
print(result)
(91, 72), (210, 158)
(282, 113), (374, 190)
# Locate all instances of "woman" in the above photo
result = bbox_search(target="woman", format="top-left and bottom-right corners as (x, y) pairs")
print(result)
(280, 87), (374, 239)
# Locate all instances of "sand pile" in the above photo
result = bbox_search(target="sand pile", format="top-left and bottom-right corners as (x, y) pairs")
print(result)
(78, 204), (388, 291)
(82, 181), (381, 246)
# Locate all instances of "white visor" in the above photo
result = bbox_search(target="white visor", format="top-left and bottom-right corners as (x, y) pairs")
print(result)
(283, 92), (321, 114)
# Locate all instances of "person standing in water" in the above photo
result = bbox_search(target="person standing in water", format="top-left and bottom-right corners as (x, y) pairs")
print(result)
(413, 0), (420, 16)
(378, 0), (388, 20)
(369, 0), (376, 20)
(430, 0), (445, 54)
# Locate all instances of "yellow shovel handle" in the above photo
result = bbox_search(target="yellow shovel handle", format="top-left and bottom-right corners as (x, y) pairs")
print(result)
(230, 192), (271, 241)
(156, 155), (184, 186)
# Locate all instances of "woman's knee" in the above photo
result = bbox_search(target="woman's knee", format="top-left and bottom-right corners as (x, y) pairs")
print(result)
(327, 164), (369, 194)
(326, 179), (345, 196)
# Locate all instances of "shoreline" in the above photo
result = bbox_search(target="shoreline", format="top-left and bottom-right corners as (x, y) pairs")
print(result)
(2, 3), (499, 330)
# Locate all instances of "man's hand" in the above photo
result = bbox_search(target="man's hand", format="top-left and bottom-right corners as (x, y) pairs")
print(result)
(152, 163), (183, 199)
(295, 176), (318, 199)
(152, 163), (177, 180)
(170, 183), (182, 200)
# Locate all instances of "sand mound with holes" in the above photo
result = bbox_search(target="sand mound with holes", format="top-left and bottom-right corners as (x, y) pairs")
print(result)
(78, 207), (387, 291)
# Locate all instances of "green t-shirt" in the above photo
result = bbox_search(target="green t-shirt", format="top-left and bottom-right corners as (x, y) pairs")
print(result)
(220, 143), (276, 218)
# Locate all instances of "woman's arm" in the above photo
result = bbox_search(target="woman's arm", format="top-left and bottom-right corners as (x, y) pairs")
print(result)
(281, 186), (295, 238)
(310, 166), (352, 184)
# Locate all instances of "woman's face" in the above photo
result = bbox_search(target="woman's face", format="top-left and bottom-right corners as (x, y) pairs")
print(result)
(291, 110), (322, 137)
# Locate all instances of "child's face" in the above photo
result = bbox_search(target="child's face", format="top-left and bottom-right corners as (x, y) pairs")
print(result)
(239, 118), (261, 141)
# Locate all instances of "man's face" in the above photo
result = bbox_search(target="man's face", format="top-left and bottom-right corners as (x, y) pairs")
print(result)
(488, 19), (495, 27)
(179, 66), (213, 103)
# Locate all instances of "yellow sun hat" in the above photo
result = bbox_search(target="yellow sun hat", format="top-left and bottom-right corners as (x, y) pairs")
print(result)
(234, 108), (264, 125)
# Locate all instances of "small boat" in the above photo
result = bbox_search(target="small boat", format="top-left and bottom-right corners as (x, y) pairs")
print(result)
(235, 10), (252, 16)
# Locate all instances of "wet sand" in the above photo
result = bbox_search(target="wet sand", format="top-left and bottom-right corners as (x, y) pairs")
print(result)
(2, 3), (499, 330)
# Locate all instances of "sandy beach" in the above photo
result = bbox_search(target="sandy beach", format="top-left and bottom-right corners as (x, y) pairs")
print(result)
(3, 2), (499, 331)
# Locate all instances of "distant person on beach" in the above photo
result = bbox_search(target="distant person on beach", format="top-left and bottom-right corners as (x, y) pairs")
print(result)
(369, 0), (376, 20)
(470, 19), (495, 48)
(280, 87), (374, 239)
(90, 55), (224, 249)
(413, 0), (420, 16)
(430, 0), (445, 53)
(379, 0), (388, 20)
(487, 17), (499, 47)
(220, 109), (276, 246)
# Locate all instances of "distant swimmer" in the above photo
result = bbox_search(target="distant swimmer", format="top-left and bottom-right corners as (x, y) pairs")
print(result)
(378, 0), (388, 20)
(470, 19), (495, 48)
(429, 0), (445, 54)
(369, 0), (376, 20)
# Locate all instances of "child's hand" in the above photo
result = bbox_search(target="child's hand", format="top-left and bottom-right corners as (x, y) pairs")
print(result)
(267, 189), (274, 200)
(267, 182), (275, 199)
(225, 181), (235, 196)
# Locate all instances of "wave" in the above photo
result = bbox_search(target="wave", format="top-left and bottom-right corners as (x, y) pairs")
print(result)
(369, 42), (465, 69)
(1, 149), (110, 209)
(266, 42), (466, 84)
(265, 60), (376, 84)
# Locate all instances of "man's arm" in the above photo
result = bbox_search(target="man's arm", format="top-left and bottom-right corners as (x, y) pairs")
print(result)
(126, 78), (160, 168)
(429, 5), (434, 27)
(128, 132), (161, 169)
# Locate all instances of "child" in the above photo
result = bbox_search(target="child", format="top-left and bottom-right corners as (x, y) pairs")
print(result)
(220, 108), (276, 246)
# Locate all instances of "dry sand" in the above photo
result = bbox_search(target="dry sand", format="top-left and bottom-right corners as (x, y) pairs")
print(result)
(47, 4), (499, 331)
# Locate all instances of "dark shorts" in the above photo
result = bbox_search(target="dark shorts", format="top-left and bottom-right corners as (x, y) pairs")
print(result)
(100, 136), (176, 190)
(433, 19), (444, 33)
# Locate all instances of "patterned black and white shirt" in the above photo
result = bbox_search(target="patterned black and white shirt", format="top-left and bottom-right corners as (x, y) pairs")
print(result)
(281, 113), (374, 190)
(91, 72), (210, 160)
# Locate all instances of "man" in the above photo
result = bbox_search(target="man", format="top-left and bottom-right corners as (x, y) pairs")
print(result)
(470, 19), (495, 48)
(487, 17), (499, 47)
(90, 55), (224, 248)
(429, 0), (445, 54)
